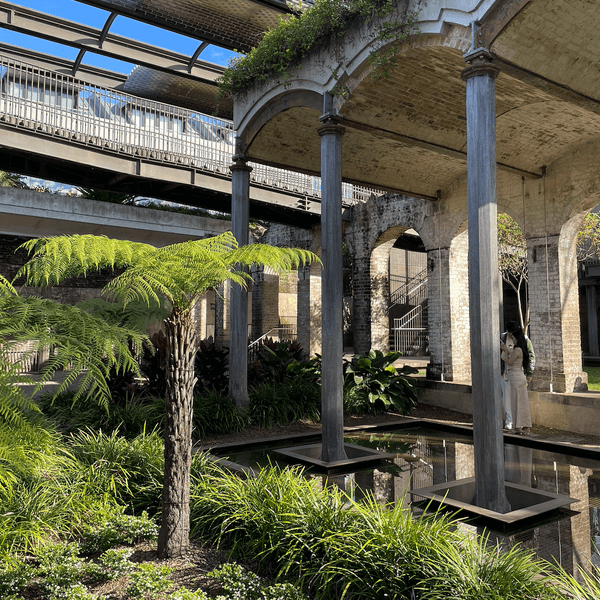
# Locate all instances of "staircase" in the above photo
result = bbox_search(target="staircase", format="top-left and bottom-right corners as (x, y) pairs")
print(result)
(389, 268), (428, 355)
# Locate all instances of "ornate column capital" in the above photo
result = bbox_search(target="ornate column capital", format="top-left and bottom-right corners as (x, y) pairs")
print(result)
(317, 112), (345, 137)
(230, 153), (252, 172)
(461, 48), (500, 81)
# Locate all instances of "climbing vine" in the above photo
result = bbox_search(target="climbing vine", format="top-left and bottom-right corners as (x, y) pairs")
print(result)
(217, 0), (420, 98)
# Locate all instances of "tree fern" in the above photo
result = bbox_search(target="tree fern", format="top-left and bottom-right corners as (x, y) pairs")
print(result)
(15, 231), (320, 558)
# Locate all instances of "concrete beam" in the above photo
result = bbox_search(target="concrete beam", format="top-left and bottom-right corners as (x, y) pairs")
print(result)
(495, 57), (600, 119)
(0, 125), (323, 226)
(0, 185), (231, 242)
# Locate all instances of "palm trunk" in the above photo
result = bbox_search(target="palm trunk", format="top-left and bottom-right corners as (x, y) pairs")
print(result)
(157, 311), (197, 558)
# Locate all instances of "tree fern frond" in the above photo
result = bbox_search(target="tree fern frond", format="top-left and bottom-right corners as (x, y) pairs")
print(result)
(0, 274), (16, 296)
(17, 235), (154, 286)
(0, 295), (146, 408)
(226, 243), (319, 273)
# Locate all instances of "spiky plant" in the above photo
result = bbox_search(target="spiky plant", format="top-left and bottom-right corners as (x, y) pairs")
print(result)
(16, 231), (319, 558)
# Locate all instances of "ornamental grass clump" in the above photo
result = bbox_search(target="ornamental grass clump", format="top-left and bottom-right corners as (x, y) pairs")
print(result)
(189, 458), (562, 600)
(190, 460), (448, 598)
(69, 427), (165, 516)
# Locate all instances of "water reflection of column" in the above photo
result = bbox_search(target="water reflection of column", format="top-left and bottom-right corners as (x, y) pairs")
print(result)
(454, 442), (475, 480)
(354, 470), (373, 504)
(504, 445), (533, 486)
(533, 461), (591, 576)
(373, 470), (394, 504)
(430, 439), (453, 485)
(323, 474), (352, 496)
(567, 465), (592, 579)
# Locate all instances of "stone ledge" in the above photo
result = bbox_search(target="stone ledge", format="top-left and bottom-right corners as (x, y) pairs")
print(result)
(418, 380), (600, 437)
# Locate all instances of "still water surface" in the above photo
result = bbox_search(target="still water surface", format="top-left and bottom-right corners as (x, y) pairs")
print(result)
(216, 426), (600, 574)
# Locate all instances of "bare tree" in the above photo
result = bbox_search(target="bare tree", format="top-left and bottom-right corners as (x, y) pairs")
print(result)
(498, 213), (529, 331)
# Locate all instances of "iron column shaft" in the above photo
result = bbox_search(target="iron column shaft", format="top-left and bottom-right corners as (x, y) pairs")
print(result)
(229, 152), (252, 408)
(318, 111), (347, 463)
(462, 48), (510, 513)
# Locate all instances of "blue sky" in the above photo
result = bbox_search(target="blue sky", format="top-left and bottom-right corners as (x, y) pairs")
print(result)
(2, 0), (238, 73)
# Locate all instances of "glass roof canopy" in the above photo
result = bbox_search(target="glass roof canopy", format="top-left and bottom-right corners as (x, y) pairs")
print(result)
(0, 0), (300, 118)
(0, 0), (305, 116)
(1, 0), (244, 71)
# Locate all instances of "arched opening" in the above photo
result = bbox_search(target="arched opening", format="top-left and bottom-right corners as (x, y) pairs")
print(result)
(389, 229), (428, 356)
(498, 212), (529, 334)
(577, 206), (600, 364)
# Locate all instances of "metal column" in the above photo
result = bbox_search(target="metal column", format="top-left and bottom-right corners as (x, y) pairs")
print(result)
(462, 47), (510, 513)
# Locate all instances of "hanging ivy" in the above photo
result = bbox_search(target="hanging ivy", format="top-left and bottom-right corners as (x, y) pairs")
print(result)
(217, 0), (421, 98)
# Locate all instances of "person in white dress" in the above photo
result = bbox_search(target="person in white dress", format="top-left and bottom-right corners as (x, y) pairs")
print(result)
(500, 326), (532, 434)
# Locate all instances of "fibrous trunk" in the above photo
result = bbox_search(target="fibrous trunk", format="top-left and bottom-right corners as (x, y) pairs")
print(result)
(157, 311), (197, 558)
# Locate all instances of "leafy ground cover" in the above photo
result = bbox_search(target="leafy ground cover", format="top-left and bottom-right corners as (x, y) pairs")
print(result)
(2, 396), (600, 599)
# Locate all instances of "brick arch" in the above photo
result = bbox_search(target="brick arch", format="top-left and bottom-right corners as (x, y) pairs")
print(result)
(236, 89), (323, 154)
(369, 225), (414, 352)
(346, 193), (433, 354)
(334, 25), (471, 111)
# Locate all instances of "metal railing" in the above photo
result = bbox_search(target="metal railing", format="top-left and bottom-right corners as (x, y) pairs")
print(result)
(1, 340), (49, 372)
(0, 55), (376, 206)
(392, 304), (428, 356)
(248, 325), (298, 363)
(390, 268), (428, 308)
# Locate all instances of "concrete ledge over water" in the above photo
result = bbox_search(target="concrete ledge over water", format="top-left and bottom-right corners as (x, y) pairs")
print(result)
(419, 379), (600, 437)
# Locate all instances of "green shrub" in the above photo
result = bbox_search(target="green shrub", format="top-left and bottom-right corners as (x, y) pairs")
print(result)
(248, 378), (320, 428)
(209, 563), (308, 600)
(249, 340), (308, 386)
(343, 349), (420, 415)
(170, 589), (209, 600)
(0, 556), (33, 597)
(69, 428), (164, 515)
(35, 542), (99, 598)
(195, 338), (230, 396)
(551, 563), (600, 600)
(39, 391), (164, 438)
(190, 460), (556, 600)
(193, 391), (250, 439)
(0, 436), (119, 554)
(97, 548), (134, 580)
(418, 532), (557, 599)
(80, 508), (158, 554)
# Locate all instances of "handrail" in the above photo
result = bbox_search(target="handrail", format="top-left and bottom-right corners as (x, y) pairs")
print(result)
(390, 268), (428, 308)
(392, 303), (429, 356)
(0, 54), (378, 206)
(395, 304), (423, 329)
(248, 327), (283, 349)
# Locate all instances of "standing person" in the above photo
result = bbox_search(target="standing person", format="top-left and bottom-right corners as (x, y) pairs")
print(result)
(500, 321), (535, 430)
(500, 327), (514, 431)
(501, 322), (532, 434)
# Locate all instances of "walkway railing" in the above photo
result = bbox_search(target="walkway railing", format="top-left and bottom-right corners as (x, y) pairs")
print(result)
(0, 55), (375, 206)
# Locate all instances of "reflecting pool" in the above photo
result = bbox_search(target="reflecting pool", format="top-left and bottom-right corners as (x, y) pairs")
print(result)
(210, 424), (600, 574)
